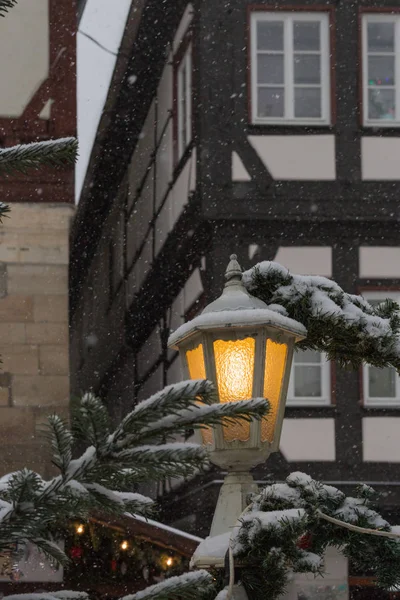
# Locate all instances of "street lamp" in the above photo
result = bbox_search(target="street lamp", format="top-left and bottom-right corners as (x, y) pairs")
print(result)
(168, 255), (306, 562)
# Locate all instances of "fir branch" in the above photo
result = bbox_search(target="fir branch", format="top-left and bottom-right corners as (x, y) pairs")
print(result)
(243, 261), (400, 372)
(45, 415), (73, 475)
(0, 138), (78, 175)
(111, 380), (217, 446)
(131, 398), (269, 445)
(0, 0), (16, 16)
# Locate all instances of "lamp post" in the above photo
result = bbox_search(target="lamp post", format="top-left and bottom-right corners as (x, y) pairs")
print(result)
(168, 255), (306, 582)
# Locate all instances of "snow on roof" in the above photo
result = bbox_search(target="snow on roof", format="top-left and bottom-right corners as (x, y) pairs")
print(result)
(125, 513), (203, 544)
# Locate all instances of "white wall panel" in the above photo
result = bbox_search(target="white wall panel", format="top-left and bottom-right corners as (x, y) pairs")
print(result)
(167, 357), (183, 385)
(183, 268), (203, 311)
(157, 55), (173, 138)
(362, 138), (400, 180)
(137, 325), (162, 378)
(274, 247), (332, 277)
(359, 246), (400, 278)
(126, 166), (154, 269)
(363, 417), (400, 462)
(137, 364), (163, 403)
(173, 4), (193, 53)
(154, 193), (173, 255)
(134, 233), (153, 290)
(232, 151), (251, 182)
(171, 148), (196, 224)
(0, 0), (49, 117)
(248, 135), (336, 180)
(280, 418), (336, 461)
(155, 121), (173, 209)
(128, 101), (155, 212)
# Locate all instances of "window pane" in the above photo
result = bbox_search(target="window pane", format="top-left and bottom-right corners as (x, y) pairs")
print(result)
(294, 87), (321, 118)
(257, 20), (284, 51)
(257, 54), (284, 84)
(369, 366), (396, 398)
(368, 88), (395, 120)
(368, 55), (395, 86)
(367, 22), (395, 53)
(294, 349), (321, 364)
(257, 87), (284, 117)
(293, 21), (320, 51)
(294, 54), (321, 84)
(294, 365), (322, 397)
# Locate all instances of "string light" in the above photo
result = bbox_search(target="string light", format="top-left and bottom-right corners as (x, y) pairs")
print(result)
(75, 524), (85, 535)
(166, 557), (173, 567)
(120, 540), (129, 551)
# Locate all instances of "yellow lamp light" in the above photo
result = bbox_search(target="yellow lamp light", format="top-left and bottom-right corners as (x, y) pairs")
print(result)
(168, 255), (306, 472)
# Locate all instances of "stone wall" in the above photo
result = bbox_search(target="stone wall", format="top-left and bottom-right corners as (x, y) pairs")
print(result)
(0, 203), (74, 477)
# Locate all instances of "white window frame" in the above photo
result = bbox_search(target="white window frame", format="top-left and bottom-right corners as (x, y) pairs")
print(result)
(362, 290), (400, 406)
(362, 14), (400, 127)
(177, 45), (192, 160)
(286, 350), (331, 407)
(250, 11), (331, 126)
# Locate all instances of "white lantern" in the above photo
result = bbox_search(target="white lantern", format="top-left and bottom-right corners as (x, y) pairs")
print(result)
(168, 255), (306, 472)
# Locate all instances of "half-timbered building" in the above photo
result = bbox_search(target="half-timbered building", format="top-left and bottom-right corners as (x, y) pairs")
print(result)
(71, 1), (400, 596)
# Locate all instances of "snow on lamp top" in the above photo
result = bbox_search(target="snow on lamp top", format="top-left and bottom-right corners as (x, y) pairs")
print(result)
(168, 254), (306, 348)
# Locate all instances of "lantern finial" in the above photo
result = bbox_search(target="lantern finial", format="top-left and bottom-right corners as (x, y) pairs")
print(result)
(225, 254), (242, 286)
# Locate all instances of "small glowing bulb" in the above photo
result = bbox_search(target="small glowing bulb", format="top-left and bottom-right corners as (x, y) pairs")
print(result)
(76, 524), (84, 535)
(120, 540), (129, 551)
(166, 557), (173, 567)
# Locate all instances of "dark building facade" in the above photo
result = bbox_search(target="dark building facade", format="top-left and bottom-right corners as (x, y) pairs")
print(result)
(71, 1), (400, 596)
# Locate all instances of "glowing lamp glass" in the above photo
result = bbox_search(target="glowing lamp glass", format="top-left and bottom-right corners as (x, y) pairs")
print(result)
(214, 337), (255, 442)
(186, 343), (206, 380)
(261, 339), (288, 443)
(186, 343), (213, 445)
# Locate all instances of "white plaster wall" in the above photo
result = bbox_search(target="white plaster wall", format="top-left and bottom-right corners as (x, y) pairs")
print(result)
(274, 247), (332, 277)
(134, 233), (153, 290)
(155, 121), (173, 209)
(128, 101), (155, 212)
(183, 268), (203, 311)
(280, 418), (336, 461)
(137, 325), (162, 378)
(157, 55), (173, 139)
(0, 0), (49, 117)
(359, 246), (400, 278)
(248, 135), (336, 180)
(167, 357), (183, 385)
(363, 417), (400, 462)
(126, 166), (154, 269)
(362, 138), (400, 180)
(173, 4), (193, 53)
(154, 192), (173, 255)
(137, 364), (163, 404)
(171, 148), (196, 224)
(232, 151), (251, 182)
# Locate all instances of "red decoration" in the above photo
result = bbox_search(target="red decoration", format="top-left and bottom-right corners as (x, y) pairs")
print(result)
(297, 533), (312, 550)
(70, 546), (83, 560)
(111, 559), (117, 572)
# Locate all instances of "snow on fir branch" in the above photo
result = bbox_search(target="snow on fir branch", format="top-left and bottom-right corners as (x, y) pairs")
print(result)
(0, 138), (78, 175)
(0, 0), (16, 17)
(243, 261), (400, 371)
(230, 472), (400, 600)
(0, 380), (269, 566)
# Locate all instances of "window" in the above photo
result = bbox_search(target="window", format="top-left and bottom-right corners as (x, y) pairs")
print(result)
(250, 11), (331, 125)
(362, 14), (400, 126)
(362, 291), (400, 406)
(287, 349), (331, 406)
(176, 45), (192, 160)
